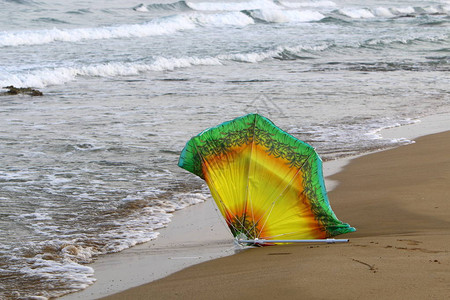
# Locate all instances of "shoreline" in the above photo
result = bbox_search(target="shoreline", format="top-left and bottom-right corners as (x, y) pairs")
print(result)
(62, 196), (235, 300)
(62, 112), (450, 299)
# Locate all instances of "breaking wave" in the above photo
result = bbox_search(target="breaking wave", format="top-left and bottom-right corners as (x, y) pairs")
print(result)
(219, 44), (332, 63)
(140, 0), (449, 17)
(0, 50), (271, 88)
(185, 0), (280, 11)
(4, 34), (449, 89)
(0, 15), (194, 47)
(0, 57), (222, 88)
(0, 44), (337, 88)
(141, 1), (191, 12)
(3, 2), (449, 47)
(277, 0), (337, 8)
(0, 7), (323, 48)
(361, 33), (450, 47)
(0, 12), (255, 47)
(0, 15), (197, 47)
(336, 4), (450, 19)
(142, 0), (337, 12)
(243, 9), (324, 23)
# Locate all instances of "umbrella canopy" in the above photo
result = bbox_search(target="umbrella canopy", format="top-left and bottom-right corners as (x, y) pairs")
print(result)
(178, 114), (355, 244)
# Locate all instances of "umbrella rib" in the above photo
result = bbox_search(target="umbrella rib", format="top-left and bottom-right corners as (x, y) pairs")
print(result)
(258, 230), (314, 240)
(193, 141), (252, 238)
(244, 115), (258, 239)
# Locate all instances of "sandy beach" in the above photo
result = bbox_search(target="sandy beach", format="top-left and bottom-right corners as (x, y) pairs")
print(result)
(100, 129), (450, 300)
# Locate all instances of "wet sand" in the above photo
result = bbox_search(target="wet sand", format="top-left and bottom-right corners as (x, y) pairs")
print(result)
(101, 130), (450, 300)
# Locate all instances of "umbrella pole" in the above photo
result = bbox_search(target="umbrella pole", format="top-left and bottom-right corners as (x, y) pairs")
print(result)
(237, 238), (349, 244)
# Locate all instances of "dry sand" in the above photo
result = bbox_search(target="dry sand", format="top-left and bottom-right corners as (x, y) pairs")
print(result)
(102, 131), (450, 300)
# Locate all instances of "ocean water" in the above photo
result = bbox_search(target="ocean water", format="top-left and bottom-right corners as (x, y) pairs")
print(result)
(0, 0), (449, 298)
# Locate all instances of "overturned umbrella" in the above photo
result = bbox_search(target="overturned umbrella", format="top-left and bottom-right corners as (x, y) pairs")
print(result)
(178, 114), (355, 245)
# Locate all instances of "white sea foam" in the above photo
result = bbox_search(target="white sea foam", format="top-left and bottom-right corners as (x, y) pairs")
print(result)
(247, 9), (324, 23)
(339, 8), (375, 19)
(1, 190), (209, 298)
(0, 170), (36, 181)
(220, 44), (331, 62)
(278, 0), (336, 8)
(19, 212), (52, 221)
(133, 3), (149, 12)
(390, 6), (415, 15)
(9, 241), (98, 298)
(46, 175), (72, 185)
(192, 11), (254, 26)
(97, 193), (208, 253)
(288, 117), (417, 159)
(186, 0), (280, 11)
(364, 33), (449, 47)
(373, 7), (395, 18)
(365, 119), (420, 143)
(423, 6), (440, 14)
(338, 5), (449, 19)
(221, 51), (276, 63)
(171, 192), (208, 209)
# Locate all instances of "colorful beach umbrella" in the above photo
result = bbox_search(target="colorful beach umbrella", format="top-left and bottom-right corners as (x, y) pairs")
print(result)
(178, 114), (355, 245)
